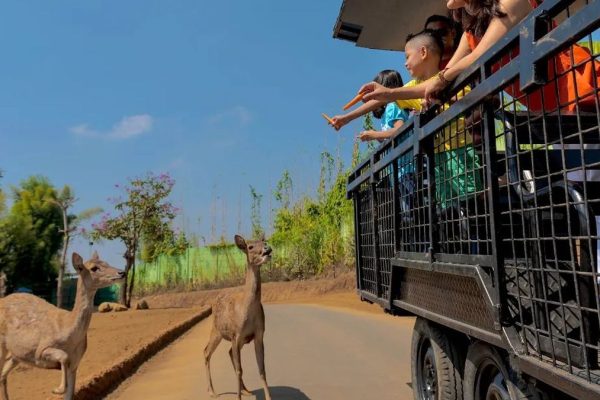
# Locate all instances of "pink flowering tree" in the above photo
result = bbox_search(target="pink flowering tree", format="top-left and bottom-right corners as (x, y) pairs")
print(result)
(90, 172), (179, 307)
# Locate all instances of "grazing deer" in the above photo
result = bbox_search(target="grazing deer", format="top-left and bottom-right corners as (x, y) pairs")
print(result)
(0, 252), (125, 400)
(204, 234), (272, 400)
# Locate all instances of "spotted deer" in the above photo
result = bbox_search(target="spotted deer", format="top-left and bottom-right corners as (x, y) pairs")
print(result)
(204, 234), (272, 400)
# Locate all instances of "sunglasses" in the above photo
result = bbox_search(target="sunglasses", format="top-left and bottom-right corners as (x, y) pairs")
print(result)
(432, 28), (450, 36)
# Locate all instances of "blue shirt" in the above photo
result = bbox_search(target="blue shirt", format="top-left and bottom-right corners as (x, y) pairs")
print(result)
(380, 102), (409, 131)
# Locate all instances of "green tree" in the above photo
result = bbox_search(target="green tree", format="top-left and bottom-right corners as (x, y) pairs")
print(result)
(362, 112), (377, 152)
(249, 185), (263, 238)
(270, 152), (354, 279)
(273, 170), (293, 209)
(140, 225), (190, 262)
(90, 172), (178, 307)
(0, 176), (62, 296)
(318, 151), (335, 201)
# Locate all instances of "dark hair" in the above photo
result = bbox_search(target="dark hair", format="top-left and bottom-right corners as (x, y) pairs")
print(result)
(424, 14), (452, 28)
(424, 13), (463, 51)
(405, 29), (445, 59)
(451, 0), (507, 38)
(372, 70), (404, 119)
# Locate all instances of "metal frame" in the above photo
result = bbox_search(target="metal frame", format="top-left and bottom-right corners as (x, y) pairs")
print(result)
(347, 0), (600, 397)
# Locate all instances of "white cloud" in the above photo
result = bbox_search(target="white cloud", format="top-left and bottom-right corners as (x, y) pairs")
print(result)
(109, 114), (153, 139)
(70, 114), (154, 140)
(70, 123), (96, 138)
(207, 106), (253, 127)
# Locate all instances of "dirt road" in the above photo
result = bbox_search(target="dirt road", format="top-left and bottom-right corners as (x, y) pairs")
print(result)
(108, 304), (415, 400)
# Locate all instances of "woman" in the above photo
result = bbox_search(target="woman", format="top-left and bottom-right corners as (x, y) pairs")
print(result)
(361, 0), (600, 112)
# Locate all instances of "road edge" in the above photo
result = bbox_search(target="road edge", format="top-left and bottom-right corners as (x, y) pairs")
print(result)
(73, 306), (212, 400)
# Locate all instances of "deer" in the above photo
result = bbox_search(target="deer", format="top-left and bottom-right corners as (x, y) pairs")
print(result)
(0, 251), (125, 400)
(204, 234), (272, 400)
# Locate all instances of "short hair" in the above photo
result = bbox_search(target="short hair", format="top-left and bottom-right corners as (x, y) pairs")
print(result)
(405, 29), (444, 58)
(373, 69), (404, 89)
(424, 14), (452, 28)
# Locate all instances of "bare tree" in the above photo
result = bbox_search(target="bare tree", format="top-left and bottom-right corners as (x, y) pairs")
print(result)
(51, 186), (102, 309)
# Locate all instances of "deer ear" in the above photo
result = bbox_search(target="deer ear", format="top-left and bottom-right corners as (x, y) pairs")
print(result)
(234, 235), (247, 251)
(91, 251), (99, 260)
(72, 252), (84, 272)
(259, 232), (266, 242)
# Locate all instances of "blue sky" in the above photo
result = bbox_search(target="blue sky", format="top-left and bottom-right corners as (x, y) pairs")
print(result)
(0, 1), (409, 267)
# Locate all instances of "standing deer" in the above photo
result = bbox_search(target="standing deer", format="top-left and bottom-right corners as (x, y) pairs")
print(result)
(0, 252), (125, 400)
(204, 234), (272, 400)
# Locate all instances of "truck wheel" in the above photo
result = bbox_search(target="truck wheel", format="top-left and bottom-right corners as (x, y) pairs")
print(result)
(411, 318), (464, 400)
(463, 342), (541, 400)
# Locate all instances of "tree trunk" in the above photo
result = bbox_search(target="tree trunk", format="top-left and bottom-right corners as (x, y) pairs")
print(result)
(120, 253), (133, 306)
(127, 261), (136, 308)
(56, 204), (69, 309)
(56, 235), (69, 308)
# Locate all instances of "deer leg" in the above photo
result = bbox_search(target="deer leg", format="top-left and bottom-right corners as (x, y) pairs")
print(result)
(204, 327), (222, 398)
(64, 366), (76, 400)
(254, 333), (271, 400)
(231, 340), (244, 400)
(40, 348), (71, 400)
(228, 347), (252, 396)
(0, 348), (14, 400)
(52, 362), (66, 394)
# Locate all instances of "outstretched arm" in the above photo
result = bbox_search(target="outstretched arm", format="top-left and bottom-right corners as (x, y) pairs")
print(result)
(360, 81), (428, 104)
(331, 99), (385, 130)
(358, 119), (405, 143)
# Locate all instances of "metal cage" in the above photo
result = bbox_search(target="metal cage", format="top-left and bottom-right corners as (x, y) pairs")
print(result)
(346, 0), (600, 397)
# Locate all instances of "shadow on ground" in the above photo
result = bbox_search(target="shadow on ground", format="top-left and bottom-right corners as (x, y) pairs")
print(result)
(253, 386), (311, 400)
(218, 387), (310, 400)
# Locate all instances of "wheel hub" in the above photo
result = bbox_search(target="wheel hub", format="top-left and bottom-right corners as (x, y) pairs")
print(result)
(480, 366), (511, 400)
(418, 343), (437, 400)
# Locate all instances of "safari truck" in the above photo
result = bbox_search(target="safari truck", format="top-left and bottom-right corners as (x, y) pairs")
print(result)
(335, 0), (600, 399)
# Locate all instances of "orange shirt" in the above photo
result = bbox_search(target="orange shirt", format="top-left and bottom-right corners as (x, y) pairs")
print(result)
(466, 13), (600, 112)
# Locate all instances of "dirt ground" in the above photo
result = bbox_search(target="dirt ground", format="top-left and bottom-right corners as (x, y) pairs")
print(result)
(141, 272), (362, 309)
(139, 272), (385, 320)
(10, 273), (381, 400)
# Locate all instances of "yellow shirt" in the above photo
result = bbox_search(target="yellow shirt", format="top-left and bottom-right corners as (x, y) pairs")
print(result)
(394, 79), (424, 111)
(395, 78), (472, 151)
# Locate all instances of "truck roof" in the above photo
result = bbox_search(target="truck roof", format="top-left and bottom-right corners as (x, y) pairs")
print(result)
(332, 0), (448, 51)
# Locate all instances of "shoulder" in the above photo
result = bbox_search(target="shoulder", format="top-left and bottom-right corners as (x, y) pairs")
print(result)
(385, 102), (409, 121)
(404, 79), (418, 88)
(385, 102), (406, 116)
(498, 0), (532, 22)
(384, 102), (400, 112)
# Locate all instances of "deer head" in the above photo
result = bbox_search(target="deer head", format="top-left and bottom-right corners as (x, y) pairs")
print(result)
(235, 234), (272, 267)
(72, 251), (126, 290)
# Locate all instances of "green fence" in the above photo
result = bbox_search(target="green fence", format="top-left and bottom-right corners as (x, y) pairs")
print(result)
(133, 244), (247, 294)
(54, 277), (119, 309)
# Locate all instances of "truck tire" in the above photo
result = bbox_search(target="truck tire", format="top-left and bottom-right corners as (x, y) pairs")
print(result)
(411, 318), (464, 400)
(463, 342), (541, 400)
